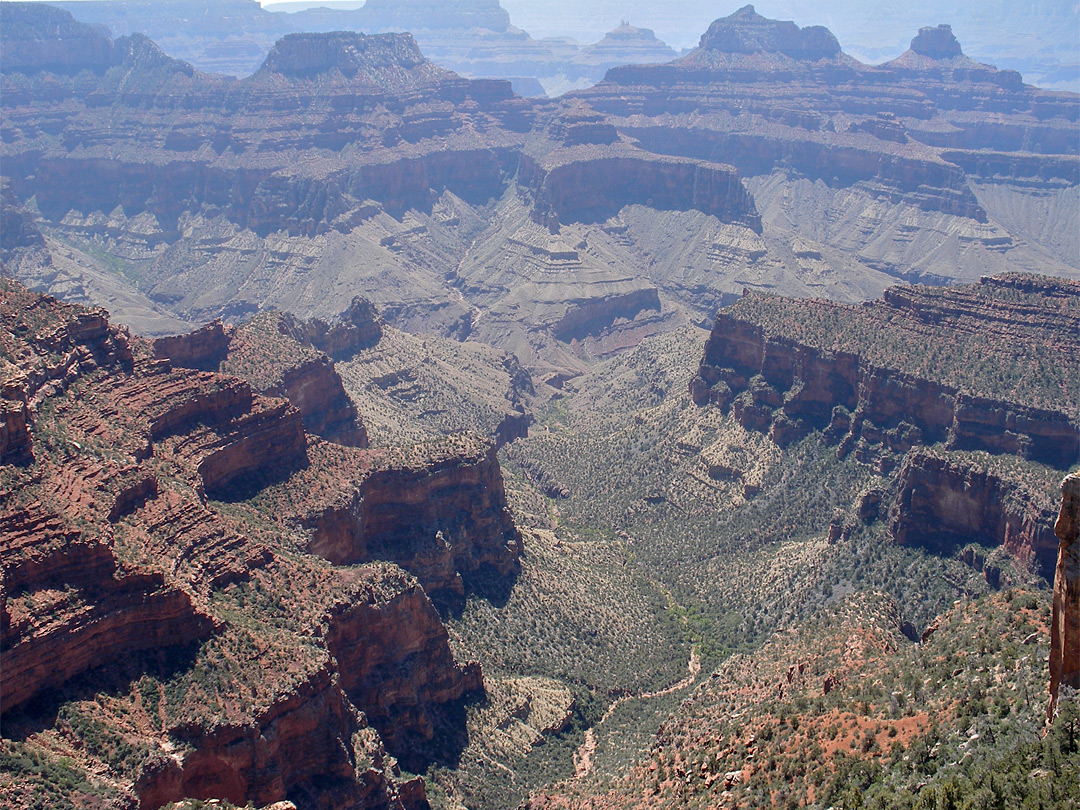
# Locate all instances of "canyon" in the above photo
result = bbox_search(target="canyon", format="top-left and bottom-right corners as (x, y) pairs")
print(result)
(2, 3), (1079, 808)
(1, 2), (1076, 380)
(691, 275), (1079, 575)
(0, 278), (521, 808)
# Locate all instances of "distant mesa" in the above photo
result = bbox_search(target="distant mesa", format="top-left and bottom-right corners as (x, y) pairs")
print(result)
(0, 1), (115, 74)
(909, 24), (964, 60)
(257, 30), (433, 79)
(881, 21), (1023, 88)
(585, 22), (677, 63)
(695, 4), (841, 61)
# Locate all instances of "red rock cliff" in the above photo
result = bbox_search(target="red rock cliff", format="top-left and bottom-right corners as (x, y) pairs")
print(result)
(302, 440), (522, 596)
(888, 451), (1060, 579)
(0, 506), (215, 713)
(691, 277), (1080, 470)
(1050, 472), (1080, 718)
(325, 573), (483, 749)
(152, 321), (231, 372)
(1, 280), (495, 809)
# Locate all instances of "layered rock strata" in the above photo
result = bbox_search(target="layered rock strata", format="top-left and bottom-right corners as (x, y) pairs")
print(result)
(0, 280), (521, 808)
(289, 439), (522, 597)
(691, 275), (1080, 470)
(0, 507), (215, 713)
(155, 305), (376, 448)
(325, 577), (484, 748)
(152, 321), (231, 372)
(521, 147), (761, 232)
(888, 451), (1060, 577)
(1, 11), (533, 238)
(578, 6), (1077, 218)
(4, 3), (1077, 379)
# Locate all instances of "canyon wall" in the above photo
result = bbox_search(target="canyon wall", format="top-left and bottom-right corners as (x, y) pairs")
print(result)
(692, 275), (1079, 578)
(305, 443), (522, 597)
(691, 276), (1080, 470)
(1050, 472), (1080, 718)
(691, 310), (1078, 469)
(521, 151), (762, 232)
(0, 280), (522, 808)
(0, 507), (215, 713)
(154, 308), (373, 449)
(325, 577), (484, 748)
(888, 451), (1060, 578)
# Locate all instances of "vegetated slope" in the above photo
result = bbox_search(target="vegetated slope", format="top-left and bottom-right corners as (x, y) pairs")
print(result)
(527, 588), (1080, 809)
(493, 274), (1078, 805)
(2, 3), (1077, 384)
(0, 278), (524, 809)
(154, 295), (537, 449)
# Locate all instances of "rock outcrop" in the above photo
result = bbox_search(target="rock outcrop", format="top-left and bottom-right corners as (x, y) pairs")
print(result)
(152, 321), (231, 372)
(1050, 472), (1080, 718)
(693, 5), (842, 64)
(134, 651), (431, 810)
(284, 297), (384, 360)
(888, 451), (1060, 578)
(297, 439), (522, 597)
(325, 576), (484, 747)
(0, 378), (33, 466)
(521, 147), (761, 232)
(0, 280), (520, 808)
(0, 506), (215, 713)
(691, 275), (1080, 470)
(908, 24), (963, 60)
(266, 356), (367, 447)
(581, 23), (677, 68)
(155, 306), (375, 448)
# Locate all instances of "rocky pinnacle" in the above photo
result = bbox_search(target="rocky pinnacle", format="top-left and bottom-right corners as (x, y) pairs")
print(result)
(1050, 472), (1080, 719)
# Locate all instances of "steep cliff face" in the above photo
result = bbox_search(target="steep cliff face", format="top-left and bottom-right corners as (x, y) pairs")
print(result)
(621, 126), (988, 222)
(0, 507), (215, 713)
(268, 357), (367, 447)
(888, 451), (1060, 578)
(690, 275), (1078, 584)
(691, 275), (1080, 470)
(325, 576), (483, 748)
(154, 307), (373, 449)
(1, 280), (513, 808)
(152, 321), (230, 372)
(134, 651), (431, 810)
(115, 361), (309, 499)
(299, 441), (522, 596)
(1050, 472), (1080, 718)
(521, 149), (762, 232)
(0, 379), (33, 466)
